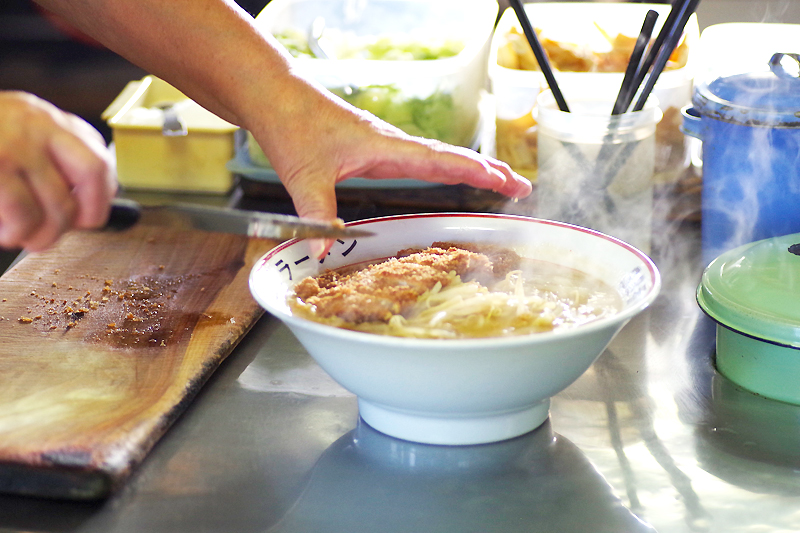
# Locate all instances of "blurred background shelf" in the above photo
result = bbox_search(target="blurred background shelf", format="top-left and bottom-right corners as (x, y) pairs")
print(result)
(1, 0), (797, 273)
(5, 0), (799, 144)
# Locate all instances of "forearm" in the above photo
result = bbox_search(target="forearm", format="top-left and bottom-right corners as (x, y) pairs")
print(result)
(32, 0), (310, 136)
(30, 0), (531, 229)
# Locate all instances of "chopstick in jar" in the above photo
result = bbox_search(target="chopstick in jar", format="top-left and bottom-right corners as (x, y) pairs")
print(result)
(507, 0), (570, 112)
(612, 10), (659, 116)
(631, 0), (701, 112)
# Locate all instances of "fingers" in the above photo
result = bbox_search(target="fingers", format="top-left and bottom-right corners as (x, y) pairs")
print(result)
(276, 167), (339, 259)
(0, 91), (116, 251)
(0, 171), (47, 251)
(48, 127), (117, 229)
(0, 153), (76, 252)
(346, 133), (533, 200)
(282, 172), (339, 223)
(487, 158), (532, 199)
(431, 145), (532, 200)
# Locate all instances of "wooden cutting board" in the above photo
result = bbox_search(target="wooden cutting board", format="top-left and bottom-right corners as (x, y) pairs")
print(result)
(0, 215), (278, 500)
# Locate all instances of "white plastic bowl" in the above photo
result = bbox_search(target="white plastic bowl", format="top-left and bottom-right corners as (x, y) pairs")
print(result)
(249, 213), (660, 445)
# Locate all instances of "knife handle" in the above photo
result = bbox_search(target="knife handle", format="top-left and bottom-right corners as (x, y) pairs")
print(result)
(106, 198), (142, 231)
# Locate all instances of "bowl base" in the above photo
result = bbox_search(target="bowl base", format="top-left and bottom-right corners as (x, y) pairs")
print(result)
(357, 398), (551, 446)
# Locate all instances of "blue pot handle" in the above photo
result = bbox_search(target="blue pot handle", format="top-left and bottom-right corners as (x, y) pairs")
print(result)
(680, 105), (704, 140)
(770, 52), (800, 80)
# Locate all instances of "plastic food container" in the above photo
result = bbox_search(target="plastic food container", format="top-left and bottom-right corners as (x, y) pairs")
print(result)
(248, 0), (497, 167)
(680, 24), (800, 265)
(488, 2), (698, 182)
(102, 76), (237, 194)
(697, 233), (800, 406)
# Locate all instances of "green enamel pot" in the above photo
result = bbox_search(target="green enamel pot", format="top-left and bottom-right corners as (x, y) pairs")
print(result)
(697, 233), (800, 406)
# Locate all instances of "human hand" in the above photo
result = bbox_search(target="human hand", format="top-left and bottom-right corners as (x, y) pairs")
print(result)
(26, 0), (527, 248)
(247, 80), (532, 224)
(0, 91), (117, 251)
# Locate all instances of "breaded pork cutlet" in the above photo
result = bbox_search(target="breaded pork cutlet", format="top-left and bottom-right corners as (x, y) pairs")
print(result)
(427, 242), (522, 278)
(294, 246), (494, 323)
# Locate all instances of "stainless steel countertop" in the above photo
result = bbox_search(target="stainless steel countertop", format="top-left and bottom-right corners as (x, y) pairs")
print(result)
(1, 193), (799, 533)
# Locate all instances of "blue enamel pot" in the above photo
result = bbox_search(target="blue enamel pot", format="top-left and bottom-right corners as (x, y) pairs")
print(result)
(681, 52), (800, 265)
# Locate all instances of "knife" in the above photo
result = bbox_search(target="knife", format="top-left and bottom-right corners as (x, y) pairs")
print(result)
(106, 198), (374, 240)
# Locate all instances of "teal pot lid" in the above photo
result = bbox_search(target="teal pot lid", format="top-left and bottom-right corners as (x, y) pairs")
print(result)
(697, 233), (800, 348)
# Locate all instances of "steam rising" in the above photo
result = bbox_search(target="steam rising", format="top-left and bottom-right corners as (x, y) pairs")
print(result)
(492, 20), (800, 272)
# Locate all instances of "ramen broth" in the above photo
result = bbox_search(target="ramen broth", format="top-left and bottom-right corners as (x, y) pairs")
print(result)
(290, 247), (623, 339)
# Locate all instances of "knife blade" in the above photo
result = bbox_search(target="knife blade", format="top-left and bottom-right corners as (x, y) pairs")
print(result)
(106, 198), (373, 240)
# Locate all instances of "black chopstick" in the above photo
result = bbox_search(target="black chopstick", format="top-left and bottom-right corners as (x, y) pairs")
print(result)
(632, 0), (700, 111)
(592, 9), (658, 182)
(593, 0), (701, 202)
(507, 0), (569, 112)
(619, 0), (687, 113)
(612, 10), (659, 116)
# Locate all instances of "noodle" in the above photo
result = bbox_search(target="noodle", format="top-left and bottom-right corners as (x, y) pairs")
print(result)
(290, 246), (622, 339)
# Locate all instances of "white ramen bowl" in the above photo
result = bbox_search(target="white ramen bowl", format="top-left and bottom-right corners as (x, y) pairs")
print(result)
(249, 213), (661, 445)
